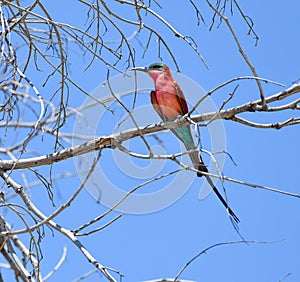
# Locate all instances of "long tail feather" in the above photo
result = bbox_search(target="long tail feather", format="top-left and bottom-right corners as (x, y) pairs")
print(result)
(203, 172), (239, 224)
(171, 127), (239, 223)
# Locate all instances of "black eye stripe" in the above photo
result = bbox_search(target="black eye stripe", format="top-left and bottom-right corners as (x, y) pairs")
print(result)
(148, 62), (166, 70)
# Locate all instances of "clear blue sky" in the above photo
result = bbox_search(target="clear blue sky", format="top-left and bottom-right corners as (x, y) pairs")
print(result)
(2, 1), (300, 281)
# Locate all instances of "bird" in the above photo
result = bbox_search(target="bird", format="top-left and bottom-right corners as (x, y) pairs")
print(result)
(132, 62), (239, 223)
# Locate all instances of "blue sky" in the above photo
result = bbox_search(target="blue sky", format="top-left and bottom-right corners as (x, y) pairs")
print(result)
(2, 1), (300, 282)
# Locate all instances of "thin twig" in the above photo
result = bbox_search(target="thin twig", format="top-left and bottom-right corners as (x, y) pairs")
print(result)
(174, 240), (281, 281)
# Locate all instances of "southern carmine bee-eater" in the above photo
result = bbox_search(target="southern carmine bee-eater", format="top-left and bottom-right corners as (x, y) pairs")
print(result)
(132, 62), (239, 223)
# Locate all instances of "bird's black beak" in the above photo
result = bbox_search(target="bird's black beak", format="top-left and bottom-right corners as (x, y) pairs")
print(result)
(131, 66), (148, 72)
